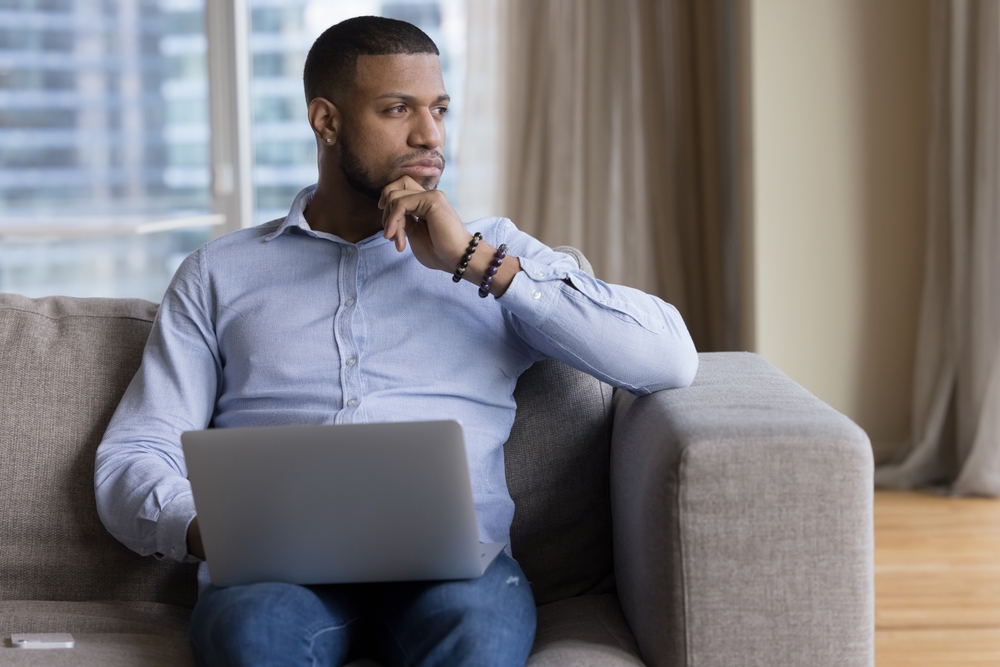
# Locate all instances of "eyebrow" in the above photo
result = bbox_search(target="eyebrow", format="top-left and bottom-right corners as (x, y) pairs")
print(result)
(376, 93), (451, 104)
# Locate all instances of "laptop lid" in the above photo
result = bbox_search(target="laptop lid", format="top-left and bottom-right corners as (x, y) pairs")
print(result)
(181, 420), (504, 587)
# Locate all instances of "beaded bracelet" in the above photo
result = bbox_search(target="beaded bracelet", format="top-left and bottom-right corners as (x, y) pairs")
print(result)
(478, 244), (508, 298)
(452, 232), (482, 283)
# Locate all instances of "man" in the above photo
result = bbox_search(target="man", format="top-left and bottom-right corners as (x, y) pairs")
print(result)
(95, 16), (698, 667)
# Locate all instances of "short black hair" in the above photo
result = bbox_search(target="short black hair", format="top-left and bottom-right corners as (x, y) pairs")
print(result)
(303, 16), (440, 104)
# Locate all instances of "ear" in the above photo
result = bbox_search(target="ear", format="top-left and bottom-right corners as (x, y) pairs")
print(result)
(308, 97), (341, 147)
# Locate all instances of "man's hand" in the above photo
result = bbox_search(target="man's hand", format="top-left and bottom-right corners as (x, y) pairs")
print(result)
(378, 176), (521, 296)
(187, 516), (205, 560)
(379, 175), (470, 273)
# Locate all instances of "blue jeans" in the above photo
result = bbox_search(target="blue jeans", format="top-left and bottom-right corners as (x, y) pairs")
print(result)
(189, 552), (536, 667)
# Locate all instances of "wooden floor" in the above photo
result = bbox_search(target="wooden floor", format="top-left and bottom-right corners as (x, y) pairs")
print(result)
(875, 490), (1000, 665)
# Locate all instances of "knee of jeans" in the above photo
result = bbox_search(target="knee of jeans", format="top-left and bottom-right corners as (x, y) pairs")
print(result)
(191, 582), (308, 642)
(461, 569), (537, 642)
(448, 602), (537, 666)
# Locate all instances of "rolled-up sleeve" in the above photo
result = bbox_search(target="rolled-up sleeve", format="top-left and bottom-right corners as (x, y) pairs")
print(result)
(94, 246), (220, 562)
(495, 220), (698, 394)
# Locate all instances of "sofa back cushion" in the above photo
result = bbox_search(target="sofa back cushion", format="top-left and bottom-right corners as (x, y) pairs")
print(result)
(0, 294), (198, 607)
(505, 360), (615, 606)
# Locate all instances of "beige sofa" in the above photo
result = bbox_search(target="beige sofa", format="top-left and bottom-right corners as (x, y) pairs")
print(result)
(0, 290), (874, 666)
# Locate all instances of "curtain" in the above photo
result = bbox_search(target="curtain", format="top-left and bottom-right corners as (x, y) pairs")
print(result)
(464, 0), (749, 352)
(875, 0), (1000, 495)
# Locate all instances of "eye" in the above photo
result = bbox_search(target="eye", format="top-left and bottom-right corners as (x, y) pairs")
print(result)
(386, 104), (407, 114)
(434, 106), (449, 116)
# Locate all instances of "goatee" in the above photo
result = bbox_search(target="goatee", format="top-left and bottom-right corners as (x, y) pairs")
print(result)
(338, 138), (445, 200)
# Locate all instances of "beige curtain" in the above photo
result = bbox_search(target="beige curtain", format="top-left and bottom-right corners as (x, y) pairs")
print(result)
(875, 0), (1000, 495)
(472, 0), (748, 352)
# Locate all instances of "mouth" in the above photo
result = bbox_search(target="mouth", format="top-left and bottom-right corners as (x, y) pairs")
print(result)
(398, 156), (444, 178)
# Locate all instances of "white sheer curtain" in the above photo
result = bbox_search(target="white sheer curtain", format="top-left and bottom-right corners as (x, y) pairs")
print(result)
(875, 0), (1000, 495)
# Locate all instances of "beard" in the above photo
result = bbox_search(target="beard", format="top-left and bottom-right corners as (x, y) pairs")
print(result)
(338, 136), (445, 201)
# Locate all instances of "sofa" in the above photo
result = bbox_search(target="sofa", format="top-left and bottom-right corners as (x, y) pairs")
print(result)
(0, 274), (874, 666)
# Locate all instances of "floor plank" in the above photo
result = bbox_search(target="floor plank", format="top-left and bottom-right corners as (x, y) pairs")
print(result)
(877, 628), (1000, 666)
(875, 490), (1000, 664)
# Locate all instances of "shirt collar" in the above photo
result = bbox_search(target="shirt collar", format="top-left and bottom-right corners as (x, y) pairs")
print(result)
(263, 184), (394, 248)
(263, 184), (317, 242)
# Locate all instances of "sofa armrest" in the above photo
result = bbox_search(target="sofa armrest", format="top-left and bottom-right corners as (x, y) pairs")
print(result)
(610, 352), (874, 667)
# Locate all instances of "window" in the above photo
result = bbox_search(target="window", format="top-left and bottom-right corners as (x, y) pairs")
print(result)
(0, 0), (219, 300)
(0, 0), (469, 300)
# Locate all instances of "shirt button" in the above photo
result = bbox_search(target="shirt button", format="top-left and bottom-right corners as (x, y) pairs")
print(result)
(531, 290), (542, 300)
(346, 356), (357, 367)
(347, 397), (358, 407)
(344, 297), (355, 307)
(347, 247), (356, 255)
(535, 270), (545, 278)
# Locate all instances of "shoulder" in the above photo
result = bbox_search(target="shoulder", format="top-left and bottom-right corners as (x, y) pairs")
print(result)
(166, 219), (284, 297)
(183, 218), (286, 272)
(202, 219), (284, 253)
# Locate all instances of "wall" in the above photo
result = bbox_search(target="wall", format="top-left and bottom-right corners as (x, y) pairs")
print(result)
(751, 0), (929, 458)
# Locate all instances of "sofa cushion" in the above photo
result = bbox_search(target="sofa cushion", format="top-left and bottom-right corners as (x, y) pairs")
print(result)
(528, 594), (644, 666)
(503, 246), (616, 607)
(0, 295), (198, 607)
(506, 361), (615, 607)
(0, 596), (644, 667)
(0, 600), (193, 666)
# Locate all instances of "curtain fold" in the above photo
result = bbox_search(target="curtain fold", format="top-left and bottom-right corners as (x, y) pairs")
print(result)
(875, 0), (1000, 495)
(491, 0), (747, 352)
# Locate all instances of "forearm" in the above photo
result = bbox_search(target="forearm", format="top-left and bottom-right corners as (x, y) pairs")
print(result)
(500, 266), (698, 393)
(95, 436), (198, 561)
(477, 222), (695, 393)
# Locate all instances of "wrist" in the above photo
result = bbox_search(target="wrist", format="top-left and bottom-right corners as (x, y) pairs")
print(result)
(462, 241), (520, 298)
(450, 232), (481, 282)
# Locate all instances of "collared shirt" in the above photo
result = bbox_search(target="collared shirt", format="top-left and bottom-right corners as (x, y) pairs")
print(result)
(95, 184), (697, 586)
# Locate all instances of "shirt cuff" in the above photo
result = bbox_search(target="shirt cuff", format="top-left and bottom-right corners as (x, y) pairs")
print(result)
(154, 492), (199, 563)
(495, 258), (564, 329)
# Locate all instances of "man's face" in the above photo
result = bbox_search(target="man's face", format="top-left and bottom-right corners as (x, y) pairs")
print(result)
(337, 53), (449, 200)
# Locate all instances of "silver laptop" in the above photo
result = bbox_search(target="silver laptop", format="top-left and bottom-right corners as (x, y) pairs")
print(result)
(181, 420), (505, 587)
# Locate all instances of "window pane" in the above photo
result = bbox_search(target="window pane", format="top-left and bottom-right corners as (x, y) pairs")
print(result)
(247, 0), (467, 225)
(0, 0), (215, 301)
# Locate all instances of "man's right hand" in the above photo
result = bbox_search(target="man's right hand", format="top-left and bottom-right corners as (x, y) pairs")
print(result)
(187, 516), (205, 560)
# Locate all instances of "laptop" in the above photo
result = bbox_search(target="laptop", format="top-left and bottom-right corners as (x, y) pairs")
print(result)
(181, 420), (505, 587)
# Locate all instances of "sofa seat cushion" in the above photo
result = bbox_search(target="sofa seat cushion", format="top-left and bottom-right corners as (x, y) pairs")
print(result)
(1, 596), (642, 666)
(528, 594), (644, 666)
(0, 600), (193, 666)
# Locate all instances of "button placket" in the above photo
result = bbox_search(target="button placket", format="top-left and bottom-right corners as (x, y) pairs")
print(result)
(335, 244), (363, 419)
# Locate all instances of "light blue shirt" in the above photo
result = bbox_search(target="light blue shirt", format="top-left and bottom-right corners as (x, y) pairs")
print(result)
(95, 185), (697, 584)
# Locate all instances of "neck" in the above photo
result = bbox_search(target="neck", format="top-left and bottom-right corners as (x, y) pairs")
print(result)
(304, 167), (383, 244)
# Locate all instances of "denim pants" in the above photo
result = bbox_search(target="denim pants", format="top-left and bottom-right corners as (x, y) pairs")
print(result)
(189, 552), (537, 667)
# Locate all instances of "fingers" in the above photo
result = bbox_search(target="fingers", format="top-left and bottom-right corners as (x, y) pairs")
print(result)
(378, 175), (424, 210)
(380, 177), (425, 253)
(382, 208), (408, 252)
(382, 189), (442, 252)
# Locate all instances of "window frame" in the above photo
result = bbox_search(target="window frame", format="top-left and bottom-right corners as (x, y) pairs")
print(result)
(205, 0), (256, 237)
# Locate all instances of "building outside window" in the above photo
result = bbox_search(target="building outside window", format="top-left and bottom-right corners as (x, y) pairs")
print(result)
(0, 0), (467, 301)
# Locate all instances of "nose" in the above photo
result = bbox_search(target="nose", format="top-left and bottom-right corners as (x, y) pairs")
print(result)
(408, 107), (443, 151)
